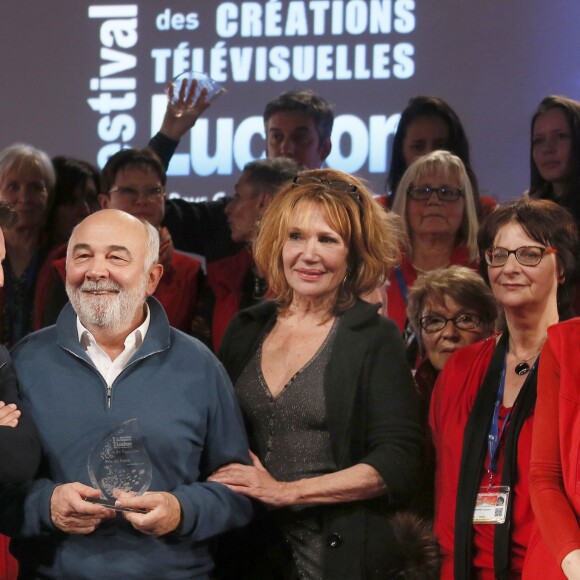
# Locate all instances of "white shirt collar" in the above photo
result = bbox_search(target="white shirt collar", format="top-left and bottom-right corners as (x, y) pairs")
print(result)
(76, 303), (151, 349)
(75, 302), (152, 392)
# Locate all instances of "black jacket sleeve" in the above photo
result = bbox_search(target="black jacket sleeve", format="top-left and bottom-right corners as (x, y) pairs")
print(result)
(0, 347), (41, 483)
(148, 131), (179, 170)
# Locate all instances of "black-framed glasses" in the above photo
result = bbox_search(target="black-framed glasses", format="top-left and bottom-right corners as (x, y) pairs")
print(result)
(484, 246), (557, 268)
(418, 313), (482, 333)
(293, 175), (361, 203)
(407, 185), (463, 202)
(109, 185), (165, 201)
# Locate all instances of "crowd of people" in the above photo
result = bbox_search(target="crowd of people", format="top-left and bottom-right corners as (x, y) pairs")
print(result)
(0, 84), (579, 580)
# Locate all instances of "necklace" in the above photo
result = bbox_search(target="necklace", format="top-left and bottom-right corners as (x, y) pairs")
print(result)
(411, 262), (450, 275)
(513, 349), (542, 376)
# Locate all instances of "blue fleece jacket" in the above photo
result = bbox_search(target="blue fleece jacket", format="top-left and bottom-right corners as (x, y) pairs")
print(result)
(3, 298), (253, 579)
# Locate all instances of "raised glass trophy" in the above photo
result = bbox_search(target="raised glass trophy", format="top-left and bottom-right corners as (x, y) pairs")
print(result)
(86, 418), (152, 513)
(165, 71), (226, 117)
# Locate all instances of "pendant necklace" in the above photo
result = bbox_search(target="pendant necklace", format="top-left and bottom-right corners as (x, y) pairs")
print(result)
(513, 349), (542, 376)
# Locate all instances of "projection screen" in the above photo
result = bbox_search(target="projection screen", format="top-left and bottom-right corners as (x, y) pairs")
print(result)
(1, 1), (578, 203)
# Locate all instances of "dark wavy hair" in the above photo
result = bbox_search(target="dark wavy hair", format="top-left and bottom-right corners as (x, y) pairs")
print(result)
(529, 95), (580, 223)
(478, 198), (579, 318)
(387, 96), (479, 209)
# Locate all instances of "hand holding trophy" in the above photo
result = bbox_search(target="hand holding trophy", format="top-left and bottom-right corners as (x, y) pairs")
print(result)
(159, 71), (226, 141)
(166, 70), (226, 117)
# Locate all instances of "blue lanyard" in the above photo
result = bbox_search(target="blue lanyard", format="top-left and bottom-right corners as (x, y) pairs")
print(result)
(394, 267), (408, 305)
(487, 352), (513, 476)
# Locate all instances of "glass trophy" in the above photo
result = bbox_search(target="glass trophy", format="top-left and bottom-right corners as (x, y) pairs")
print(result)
(165, 71), (226, 117)
(86, 418), (152, 513)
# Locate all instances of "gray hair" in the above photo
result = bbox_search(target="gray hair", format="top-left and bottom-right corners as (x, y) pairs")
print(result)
(142, 219), (160, 270)
(407, 265), (498, 332)
(242, 157), (301, 196)
(392, 150), (479, 262)
(0, 143), (56, 192)
(67, 212), (160, 273)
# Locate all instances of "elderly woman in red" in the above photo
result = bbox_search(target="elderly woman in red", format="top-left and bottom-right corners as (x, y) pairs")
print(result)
(430, 199), (578, 579)
(388, 150), (480, 363)
(527, 322), (580, 578)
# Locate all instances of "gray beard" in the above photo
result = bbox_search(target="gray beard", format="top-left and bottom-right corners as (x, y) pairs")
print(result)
(66, 278), (148, 334)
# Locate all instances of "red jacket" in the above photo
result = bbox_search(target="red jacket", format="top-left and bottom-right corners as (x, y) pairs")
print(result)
(527, 319), (580, 579)
(430, 335), (535, 579)
(206, 248), (254, 351)
(386, 244), (475, 332)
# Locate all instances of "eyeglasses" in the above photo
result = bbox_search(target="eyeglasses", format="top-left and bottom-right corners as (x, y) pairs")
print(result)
(484, 246), (557, 268)
(418, 313), (482, 333)
(108, 186), (165, 201)
(293, 175), (361, 203)
(407, 185), (463, 202)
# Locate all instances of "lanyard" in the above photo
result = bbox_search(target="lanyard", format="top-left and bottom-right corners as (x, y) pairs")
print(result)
(394, 267), (408, 305)
(487, 351), (513, 477)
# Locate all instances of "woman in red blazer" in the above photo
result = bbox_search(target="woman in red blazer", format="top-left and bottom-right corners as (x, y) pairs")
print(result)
(528, 319), (580, 579)
(430, 199), (578, 579)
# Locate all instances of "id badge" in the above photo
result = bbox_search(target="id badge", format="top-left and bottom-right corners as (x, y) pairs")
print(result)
(473, 486), (510, 524)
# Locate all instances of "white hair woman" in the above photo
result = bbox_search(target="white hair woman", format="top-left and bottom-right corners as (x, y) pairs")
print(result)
(0, 143), (55, 346)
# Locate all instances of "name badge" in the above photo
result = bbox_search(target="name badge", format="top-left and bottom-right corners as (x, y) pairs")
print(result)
(473, 486), (510, 524)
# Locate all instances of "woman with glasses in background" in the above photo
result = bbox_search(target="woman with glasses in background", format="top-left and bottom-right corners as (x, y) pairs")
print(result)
(388, 150), (480, 364)
(210, 169), (423, 579)
(405, 266), (497, 519)
(407, 266), (498, 414)
(430, 199), (579, 579)
(0, 144), (55, 347)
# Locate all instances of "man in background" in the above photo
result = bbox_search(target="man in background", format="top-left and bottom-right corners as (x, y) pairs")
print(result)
(148, 89), (334, 259)
(208, 157), (300, 350)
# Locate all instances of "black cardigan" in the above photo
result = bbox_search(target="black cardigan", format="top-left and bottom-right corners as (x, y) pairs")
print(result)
(218, 300), (423, 579)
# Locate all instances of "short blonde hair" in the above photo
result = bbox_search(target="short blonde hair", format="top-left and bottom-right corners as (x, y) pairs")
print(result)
(254, 168), (403, 314)
(391, 150), (479, 262)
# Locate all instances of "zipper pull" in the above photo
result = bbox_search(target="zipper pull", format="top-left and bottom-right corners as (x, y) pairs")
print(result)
(107, 385), (112, 409)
